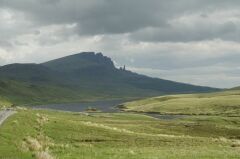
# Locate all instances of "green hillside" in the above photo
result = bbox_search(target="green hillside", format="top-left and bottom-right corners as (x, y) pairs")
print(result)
(0, 79), (152, 106)
(122, 90), (240, 116)
(0, 80), (90, 105)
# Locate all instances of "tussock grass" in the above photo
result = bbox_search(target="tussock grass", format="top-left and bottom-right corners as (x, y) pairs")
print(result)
(23, 137), (42, 151)
(36, 151), (55, 159)
(231, 140), (240, 147)
(16, 112), (55, 159)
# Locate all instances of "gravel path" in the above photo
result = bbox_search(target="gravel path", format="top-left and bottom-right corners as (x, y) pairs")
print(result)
(0, 110), (16, 126)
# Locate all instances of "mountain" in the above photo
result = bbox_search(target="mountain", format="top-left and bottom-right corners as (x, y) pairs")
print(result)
(0, 52), (219, 105)
(42, 52), (218, 92)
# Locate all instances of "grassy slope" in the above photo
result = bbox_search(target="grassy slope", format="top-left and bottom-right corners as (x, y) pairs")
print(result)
(0, 109), (239, 159)
(231, 86), (240, 90)
(123, 90), (240, 116)
(0, 96), (12, 108)
(0, 80), (151, 106)
(0, 80), (93, 106)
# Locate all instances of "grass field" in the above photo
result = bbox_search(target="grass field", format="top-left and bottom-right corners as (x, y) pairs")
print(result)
(122, 90), (240, 116)
(0, 108), (239, 159)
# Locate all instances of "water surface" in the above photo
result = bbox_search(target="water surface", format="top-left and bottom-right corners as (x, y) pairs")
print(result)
(34, 100), (124, 113)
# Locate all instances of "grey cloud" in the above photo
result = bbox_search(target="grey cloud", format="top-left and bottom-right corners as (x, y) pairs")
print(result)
(130, 18), (240, 42)
(1, 0), (240, 42)
(0, 40), (13, 49)
(13, 41), (28, 46)
(0, 0), (169, 34)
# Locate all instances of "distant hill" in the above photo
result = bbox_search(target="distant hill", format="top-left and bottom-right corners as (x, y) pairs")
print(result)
(0, 52), (219, 105)
(230, 86), (240, 90)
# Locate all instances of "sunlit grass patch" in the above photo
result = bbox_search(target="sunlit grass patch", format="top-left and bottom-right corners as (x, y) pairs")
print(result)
(123, 90), (240, 116)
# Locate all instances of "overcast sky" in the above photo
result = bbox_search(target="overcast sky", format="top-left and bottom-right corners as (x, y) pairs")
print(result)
(0, 0), (240, 88)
